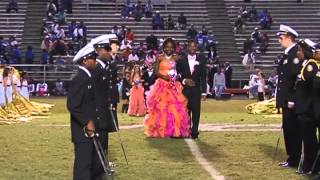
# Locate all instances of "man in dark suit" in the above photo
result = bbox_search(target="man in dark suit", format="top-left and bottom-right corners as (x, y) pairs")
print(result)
(142, 63), (156, 93)
(67, 44), (103, 180)
(224, 62), (232, 88)
(276, 24), (302, 168)
(177, 40), (207, 139)
(90, 34), (120, 156)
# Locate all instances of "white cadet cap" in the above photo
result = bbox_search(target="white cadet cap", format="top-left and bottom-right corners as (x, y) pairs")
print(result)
(304, 39), (317, 49)
(73, 43), (96, 63)
(90, 34), (119, 48)
(276, 24), (299, 38)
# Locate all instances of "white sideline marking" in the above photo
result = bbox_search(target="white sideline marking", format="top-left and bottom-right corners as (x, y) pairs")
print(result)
(185, 139), (225, 180)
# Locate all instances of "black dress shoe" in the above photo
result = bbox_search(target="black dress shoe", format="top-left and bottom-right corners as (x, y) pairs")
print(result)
(191, 132), (199, 139)
(296, 170), (312, 175)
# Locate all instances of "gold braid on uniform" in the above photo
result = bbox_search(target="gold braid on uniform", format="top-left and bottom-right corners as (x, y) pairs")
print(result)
(245, 98), (278, 114)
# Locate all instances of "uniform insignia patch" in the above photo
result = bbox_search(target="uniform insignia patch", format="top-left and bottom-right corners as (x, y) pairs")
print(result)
(293, 58), (299, 64)
(307, 65), (313, 72)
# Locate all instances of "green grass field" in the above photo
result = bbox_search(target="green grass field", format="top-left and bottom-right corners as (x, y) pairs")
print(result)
(0, 97), (311, 180)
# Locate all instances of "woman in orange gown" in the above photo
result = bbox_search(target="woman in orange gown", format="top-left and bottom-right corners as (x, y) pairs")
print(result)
(144, 38), (190, 138)
(127, 65), (146, 116)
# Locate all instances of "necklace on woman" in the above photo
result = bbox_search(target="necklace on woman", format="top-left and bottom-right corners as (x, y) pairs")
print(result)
(164, 54), (172, 60)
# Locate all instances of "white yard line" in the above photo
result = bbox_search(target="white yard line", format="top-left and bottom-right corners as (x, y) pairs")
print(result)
(185, 139), (226, 180)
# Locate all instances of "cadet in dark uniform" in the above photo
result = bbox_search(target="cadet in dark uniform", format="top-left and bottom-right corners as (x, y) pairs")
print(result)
(90, 34), (120, 155)
(276, 25), (302, 168)
(141, 63), (156, 93)
(295, 39), (318, 174)
(67, 44), (103, 180)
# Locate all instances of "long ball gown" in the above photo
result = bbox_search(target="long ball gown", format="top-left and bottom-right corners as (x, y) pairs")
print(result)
(127, 77), (146, 116)
(144, 56), (190, 138)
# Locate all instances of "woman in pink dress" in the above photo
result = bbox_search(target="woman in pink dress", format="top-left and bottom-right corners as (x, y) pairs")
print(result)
(144, 38), (190, 138)
(127, 65), (146, 116)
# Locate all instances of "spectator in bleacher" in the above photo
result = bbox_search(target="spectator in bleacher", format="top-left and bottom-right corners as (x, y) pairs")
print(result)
(166, 14), (175, 30)
(27, 78), (35, 96)
(201, 25), (208, 36)
(41, 36), (53, 52)
(224, 62), (232, 88)
(134, 1), (144, 21)
(73, 21), (87, 41)
(52, 39), (67, 56)
(52, 78), (67, 96)
(0, 37), (7, 64)
(67, 20), (77, 39)
(11, 45), (21, 64)
(111, 25), (119, 35)
(25, 46), (34, 65)
(187, 24), (197, 40)
(175, 41), (183, 55)
(47, 0), (58, 20)
(54, 8), (66, 24)
(234, 15), (245, 33)
(257, 32), (269, 54)
(122, 46), (132, 62)
(207, 34), (217, 50)
(146, 33), (158, 50)
(40, 49), (49, 65)
(41, 19), (50, 36)
(239, 6), (248, 20)
(208, 45), (218, 62)
(9, 36), (18, 47)
(259, 9), (272, 29)
(251, 27), (261, 43)
(7, 0), (18, 13)
(144, 0), (153, 18)
(136, 42), (147, 58)
(248, 5), (258, 22)
(121, 5), (129, 21)
(56, 26), (66, 40)
(152, 11), (164, 30)
(177, 12), (187, 30)
(243, 37), (254, 54)
(36, 81), (48, 96)
(117, 25), (126, 42)
(125, 28), (135, 44)
(145, 50), (156, 65)
(195, 31), (208, 52)
(213, 67), (226, 99)
(128, 51), (140, 63)
(61, 0), (73, 14)
(120, 40), (132, 51)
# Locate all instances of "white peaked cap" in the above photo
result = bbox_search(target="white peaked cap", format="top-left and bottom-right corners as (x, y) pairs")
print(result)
(73, 43), (95, 62)
(276, 24), (299, 38)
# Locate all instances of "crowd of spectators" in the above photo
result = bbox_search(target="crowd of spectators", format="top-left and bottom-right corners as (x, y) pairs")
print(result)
(234, 5), (272, 33)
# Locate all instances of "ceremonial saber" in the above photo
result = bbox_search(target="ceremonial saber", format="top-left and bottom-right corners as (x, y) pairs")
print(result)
(84, 129), (115, 178)
(272, 125), (282, 162)
(109, 104), (129, 165)
(93, 133), (115, 178)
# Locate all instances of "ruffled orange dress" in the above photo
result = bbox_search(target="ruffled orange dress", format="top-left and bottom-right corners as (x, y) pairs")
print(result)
(144, 57), (190, 138)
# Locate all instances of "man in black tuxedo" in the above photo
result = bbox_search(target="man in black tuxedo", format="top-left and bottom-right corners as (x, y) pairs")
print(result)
(67, 44), (104, 180)
(90, 34), (120, 157)
(224, 62), (232, 88)
(177, 40), (207, 139)
(276, 25), (302, 168)
(142, 63), (156, 93)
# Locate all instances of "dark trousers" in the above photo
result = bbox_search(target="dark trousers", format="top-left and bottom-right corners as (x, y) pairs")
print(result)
(73, 131), (107, 180)
(282, 108), (302, 166)
(183, 87), (201, 137)
(298, 113), (318, 171)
